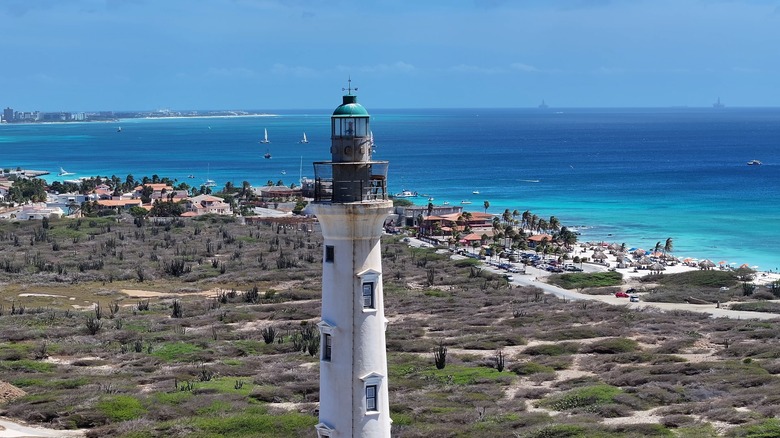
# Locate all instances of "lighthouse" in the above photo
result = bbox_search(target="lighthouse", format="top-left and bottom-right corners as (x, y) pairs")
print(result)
(312, 82), (392, 438)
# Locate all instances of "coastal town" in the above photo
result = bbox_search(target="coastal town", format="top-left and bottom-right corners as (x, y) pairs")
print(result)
(1, 166), (777, 315)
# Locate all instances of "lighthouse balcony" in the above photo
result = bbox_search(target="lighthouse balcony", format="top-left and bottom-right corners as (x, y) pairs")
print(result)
(313, 161), (389, 203)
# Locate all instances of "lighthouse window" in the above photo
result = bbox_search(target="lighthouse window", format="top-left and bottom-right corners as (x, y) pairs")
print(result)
(362, 282), (375, 309)
(322, 334), (332, 361)
(365, 385), (377, 412)
(325, 245), (334, 263)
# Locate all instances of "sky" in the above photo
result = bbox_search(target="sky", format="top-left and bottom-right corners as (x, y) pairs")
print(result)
(2, 0), (780, 111)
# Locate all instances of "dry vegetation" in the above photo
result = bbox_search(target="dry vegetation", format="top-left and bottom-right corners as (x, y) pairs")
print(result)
(1, 215), (780, 437)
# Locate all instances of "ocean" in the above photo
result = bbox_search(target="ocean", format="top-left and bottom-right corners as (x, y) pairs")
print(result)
(1, 107), (778, 271)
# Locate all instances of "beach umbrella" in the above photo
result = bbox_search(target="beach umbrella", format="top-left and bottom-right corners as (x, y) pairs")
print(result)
(699, 260), (716, 269)
(650, 262), (665, 271)
(638, 256), (652, 266)
(592, 251), (607, 261)
(633, 249), (646, 257)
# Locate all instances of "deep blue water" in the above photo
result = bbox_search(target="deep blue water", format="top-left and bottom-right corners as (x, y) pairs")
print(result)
(1, 107), (778, 270)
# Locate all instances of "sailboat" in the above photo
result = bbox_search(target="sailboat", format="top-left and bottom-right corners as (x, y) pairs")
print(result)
(299, 132), (309, 144)
(260, 128), (270, 144)
(58, 167), (75, 176)
(203, 164), (216, 188)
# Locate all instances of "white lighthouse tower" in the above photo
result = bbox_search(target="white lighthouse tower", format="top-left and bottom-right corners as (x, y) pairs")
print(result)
(312, 82), (392, 438)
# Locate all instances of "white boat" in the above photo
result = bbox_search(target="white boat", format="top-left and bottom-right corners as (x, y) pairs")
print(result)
(117, 126), (122, 132)
(394, 190), (418, 198)
(747, 160), (762, 166)
(203, 179), (217, 188)
(461, 200), (472, 205)
(472, 190), (480, 195)
(299, 132), (308, 144)
(443, 201), (450, 205)
(58, 167), (75, 176)
(260, 128), (270, 144)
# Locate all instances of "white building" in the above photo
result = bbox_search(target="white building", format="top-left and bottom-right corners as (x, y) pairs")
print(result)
(16, 203), (65, 220)
(311, 87), (392, 438)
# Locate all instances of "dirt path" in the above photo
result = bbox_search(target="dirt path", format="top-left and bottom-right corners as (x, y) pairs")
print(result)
(0, 418), (85, 437)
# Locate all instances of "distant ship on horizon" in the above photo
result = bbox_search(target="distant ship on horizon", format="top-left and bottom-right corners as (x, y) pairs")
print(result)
(538, 100), (549, 109)
(713, 97), (725, 108)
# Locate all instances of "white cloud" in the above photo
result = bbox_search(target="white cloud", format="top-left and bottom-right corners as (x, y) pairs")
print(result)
(449, 64), (505, 74)
(270, 64), (319, 77)
(510, 63), (541, 73)
(205, 67), (256, 78)
(357, 61), (416, 73)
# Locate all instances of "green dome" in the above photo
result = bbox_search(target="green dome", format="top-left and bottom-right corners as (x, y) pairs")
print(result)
(332, 95), (369, 117)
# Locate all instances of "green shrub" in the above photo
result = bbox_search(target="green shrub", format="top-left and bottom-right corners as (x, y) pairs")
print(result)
(582, 337), (639, 354)
(511, 361), (555, 376)
(728, 418), (780, 437)
(523, 342), (580, 356)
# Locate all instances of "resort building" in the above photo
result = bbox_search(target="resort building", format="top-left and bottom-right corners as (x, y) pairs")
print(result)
(182, 194), (232, 216)
(16, 203), (65, 220)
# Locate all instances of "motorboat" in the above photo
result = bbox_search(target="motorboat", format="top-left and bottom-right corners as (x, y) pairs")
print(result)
(747, 160), (762, 166)
(394, 190), (418, 198)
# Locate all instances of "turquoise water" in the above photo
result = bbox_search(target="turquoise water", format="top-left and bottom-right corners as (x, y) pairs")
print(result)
(1, 107), (778, 270)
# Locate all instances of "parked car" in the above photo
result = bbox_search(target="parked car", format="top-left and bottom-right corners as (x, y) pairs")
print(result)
(626, 288), (637, 294)
(615, 291), (629, 298)
(504, 275), (514, 282)
(629, 295), (640, 302)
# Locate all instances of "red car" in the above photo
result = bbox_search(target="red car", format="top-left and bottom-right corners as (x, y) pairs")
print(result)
(615, 291), (629, 298)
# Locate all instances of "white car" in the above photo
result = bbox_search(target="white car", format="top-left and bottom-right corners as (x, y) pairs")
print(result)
(629, 295), (640, 302)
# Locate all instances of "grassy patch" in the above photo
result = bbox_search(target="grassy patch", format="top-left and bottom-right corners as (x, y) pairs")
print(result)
(649, 269), (737, 288)
(96, 395), (147, 421)
(548, 271), (623, 289)
(730, 302), (780, 314)
(421, 363), (513, 385)
(151, 342), (204, 362)
(538, 384), (623, 411)
(0, 359), (56, 373)
(191, 406), (317, 437)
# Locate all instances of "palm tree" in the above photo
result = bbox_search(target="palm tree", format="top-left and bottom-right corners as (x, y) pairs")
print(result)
(522, 210), (531, 229)
(537, 219), (548, 234)
(548, 216), (561, 233)
(663, 237), (674, 259)
(483, 200), (490, 213)
(653, 241), (662, 255)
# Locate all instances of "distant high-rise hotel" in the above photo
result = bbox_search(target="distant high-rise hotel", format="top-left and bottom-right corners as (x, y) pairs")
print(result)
(3, 107), (14, 123)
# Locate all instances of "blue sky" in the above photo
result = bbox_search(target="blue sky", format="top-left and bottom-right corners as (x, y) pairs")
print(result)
(2, 0), (779, 110)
